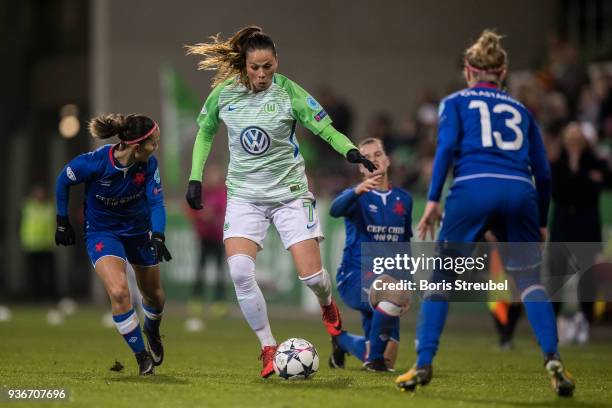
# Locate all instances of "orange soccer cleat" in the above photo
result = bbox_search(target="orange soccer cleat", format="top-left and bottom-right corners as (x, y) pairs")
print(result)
(259, 345), (277, 378)
(321, 299), (343, 337)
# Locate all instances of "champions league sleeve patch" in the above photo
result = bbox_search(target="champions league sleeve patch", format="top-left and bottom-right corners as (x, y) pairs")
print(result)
(154, 168), (161, 184)
(438, 100), (448, 123)
(306, 96), (322, 111)
(314, 109), (328, 122)
(66, 166), (77, 181)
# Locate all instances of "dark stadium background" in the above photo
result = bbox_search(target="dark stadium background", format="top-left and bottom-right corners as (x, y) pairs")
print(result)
(1, 2), (612, 407)
(1, 0), (611, 311)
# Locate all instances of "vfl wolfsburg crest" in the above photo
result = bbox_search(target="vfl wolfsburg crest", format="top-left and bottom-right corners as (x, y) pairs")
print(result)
(263, 103), (277, 114)
(240, 126), (271, 155)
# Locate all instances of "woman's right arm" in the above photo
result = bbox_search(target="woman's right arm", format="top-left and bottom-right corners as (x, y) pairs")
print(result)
(55, 153), (93, 216)
(189, 127), (216, 182)
(527, 116), (551, 228)
(329, 188), (359, 218)
(427, 97), (460, 203)
(186, 83), (226, 210)
(189, 83), (225, 182)
(55, 153), (94, 246)
(418, 97), (459, 240)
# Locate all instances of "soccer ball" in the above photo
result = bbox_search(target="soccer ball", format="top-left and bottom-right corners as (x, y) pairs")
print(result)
(273, 338), (319, 379)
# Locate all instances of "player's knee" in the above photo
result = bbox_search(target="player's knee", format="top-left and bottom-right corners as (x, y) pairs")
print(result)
(155, 287), (166, 304)
(108, 286), (130, 308)
(227, 254), (256, 292)
(369, 275), (411, 315)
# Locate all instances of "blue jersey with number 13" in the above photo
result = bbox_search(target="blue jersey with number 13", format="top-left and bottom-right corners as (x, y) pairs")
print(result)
(428, 83), (550, 220)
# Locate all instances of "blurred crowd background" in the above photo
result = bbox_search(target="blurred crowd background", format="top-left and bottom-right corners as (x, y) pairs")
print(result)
(1, 0), (611, 336)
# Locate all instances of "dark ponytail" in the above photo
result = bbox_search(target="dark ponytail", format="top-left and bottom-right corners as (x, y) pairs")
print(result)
(89, 113), (155, 143)
(186, 25), (276, 88)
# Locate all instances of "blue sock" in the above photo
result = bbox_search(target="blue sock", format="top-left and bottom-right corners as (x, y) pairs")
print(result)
(113, 309), (146, 354)
(522, 287), (558, 356)
(337, 331), (367, 362)
(368, 308), (398, 361)
(415, 298), (449, 367)
(142, 302), (163, 336)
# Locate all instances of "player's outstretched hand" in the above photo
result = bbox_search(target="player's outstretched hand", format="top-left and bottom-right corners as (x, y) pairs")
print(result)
(149, 232), (172, 263)
(346, 149), (377, 173)
(417, 201), (442, 241)
(55, 215), (75, 246)
(355, 175), (383, 195)
(186, 180), (203, 210)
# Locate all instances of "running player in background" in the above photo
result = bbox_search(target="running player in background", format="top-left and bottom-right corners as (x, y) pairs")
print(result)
(55, 114), (172, 376)
(185, 26), (376, 378)
(329, 138), (413, 372)
(395, 30), (575, 396)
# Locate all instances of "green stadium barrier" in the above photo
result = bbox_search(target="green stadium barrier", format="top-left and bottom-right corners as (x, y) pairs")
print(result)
(163, 192), (612, 306)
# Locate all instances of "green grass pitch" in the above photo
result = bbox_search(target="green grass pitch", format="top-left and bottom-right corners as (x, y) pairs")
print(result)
(1, 306), (610, 408)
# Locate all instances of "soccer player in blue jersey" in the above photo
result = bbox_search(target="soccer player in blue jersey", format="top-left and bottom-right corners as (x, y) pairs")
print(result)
(329, 138), (413, 372)
(55, 113), (172, 376)
(394, 31), (575, 397)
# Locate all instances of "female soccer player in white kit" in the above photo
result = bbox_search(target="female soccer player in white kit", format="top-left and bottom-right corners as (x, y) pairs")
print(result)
(185, 26), (375, 378)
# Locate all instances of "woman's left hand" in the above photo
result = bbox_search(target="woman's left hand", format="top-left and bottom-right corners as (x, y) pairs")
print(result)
(346, 149), (377, 173)
(417, 201), (442, 241)
(149, 232), (172, 262)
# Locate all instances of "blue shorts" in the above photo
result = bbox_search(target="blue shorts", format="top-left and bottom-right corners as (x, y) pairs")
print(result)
(338, 269), (371, 314)
(432, 178), (543, 290)
(85, 231), (156, 267)
(439, 178), (541, 243)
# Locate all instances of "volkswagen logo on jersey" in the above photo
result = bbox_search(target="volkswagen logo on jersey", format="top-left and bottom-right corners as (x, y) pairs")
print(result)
(240, 126), (271, 155)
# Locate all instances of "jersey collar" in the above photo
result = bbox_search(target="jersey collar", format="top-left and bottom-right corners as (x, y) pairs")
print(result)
(108, 144), (136, 172)
(372, 189), (392, 205)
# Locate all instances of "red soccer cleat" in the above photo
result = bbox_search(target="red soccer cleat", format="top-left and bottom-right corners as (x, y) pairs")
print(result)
(321, 299), (343, 336)
(259, 345), (277, 378)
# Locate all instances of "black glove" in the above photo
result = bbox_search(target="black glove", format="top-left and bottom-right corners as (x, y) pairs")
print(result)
(149, 232), (172, 263)
(346, 149), (377, 173)
(55, 215), (75, 246)
(186, 180), (203, 210)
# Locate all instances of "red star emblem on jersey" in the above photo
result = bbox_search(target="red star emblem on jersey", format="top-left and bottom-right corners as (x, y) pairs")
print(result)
(95, 241), (105, 252)
(133, 172), (146, 186)
(393, 200), (405, 216)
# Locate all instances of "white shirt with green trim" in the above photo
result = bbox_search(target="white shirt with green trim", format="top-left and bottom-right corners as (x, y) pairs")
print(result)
(197, 73), (332, 203)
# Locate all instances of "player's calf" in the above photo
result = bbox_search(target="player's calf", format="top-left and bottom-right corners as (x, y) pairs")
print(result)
(142, 303), (164, 366)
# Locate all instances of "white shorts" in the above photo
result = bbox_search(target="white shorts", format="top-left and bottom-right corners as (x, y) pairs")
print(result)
(223, 196), (324, 250)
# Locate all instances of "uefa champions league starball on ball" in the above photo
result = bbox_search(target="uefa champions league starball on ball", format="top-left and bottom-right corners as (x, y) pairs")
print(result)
(273, 338), (319, 380)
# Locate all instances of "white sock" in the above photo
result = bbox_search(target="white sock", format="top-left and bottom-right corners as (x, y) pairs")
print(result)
(376, 300), (403, 316)
(300, 268), (332, 306)
(227, 254), (276, 347)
